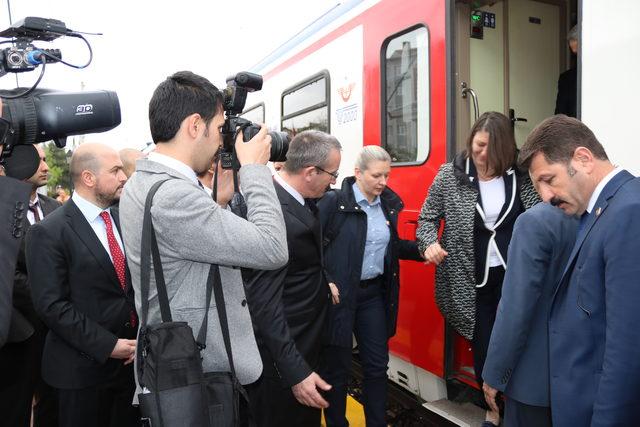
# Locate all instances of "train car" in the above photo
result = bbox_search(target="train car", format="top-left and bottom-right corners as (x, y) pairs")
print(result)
(241, 0), (639, 419)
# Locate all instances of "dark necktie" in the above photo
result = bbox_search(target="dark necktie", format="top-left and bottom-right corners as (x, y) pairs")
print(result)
(29, 201), (41, 223)
(305, 198), (318, 216)
(100, 211), (136, 327)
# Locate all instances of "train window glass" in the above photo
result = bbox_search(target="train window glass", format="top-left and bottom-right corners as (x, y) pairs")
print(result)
(282, 107), (329, 135)
(283, 77), (326, 117)
(383, 26), (430, 164)
(241, 103), (265, 124)
(281, 72), (330, 136)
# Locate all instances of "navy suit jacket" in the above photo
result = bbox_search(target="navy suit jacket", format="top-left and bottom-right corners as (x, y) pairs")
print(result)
(483, 203), (577, 406)
(549, 170), (640, 427)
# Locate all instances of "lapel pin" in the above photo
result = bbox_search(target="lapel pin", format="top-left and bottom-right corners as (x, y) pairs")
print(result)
(596, 207), (602, 216)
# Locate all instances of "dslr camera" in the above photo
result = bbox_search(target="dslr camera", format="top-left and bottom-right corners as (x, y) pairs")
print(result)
(0, 17), (121, 165)
(220, 72), (289, 170)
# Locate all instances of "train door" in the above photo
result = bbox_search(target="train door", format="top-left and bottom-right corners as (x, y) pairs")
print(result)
(450, 0), (576, 391)
(508, 0), (568, 146)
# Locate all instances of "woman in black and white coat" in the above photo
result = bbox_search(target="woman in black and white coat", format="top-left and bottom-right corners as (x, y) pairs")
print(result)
(416, 111), (539, 427)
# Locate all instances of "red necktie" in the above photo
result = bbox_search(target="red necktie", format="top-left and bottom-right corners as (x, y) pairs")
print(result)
(100, 211), (126, 288)
(100, 211), (136, 327)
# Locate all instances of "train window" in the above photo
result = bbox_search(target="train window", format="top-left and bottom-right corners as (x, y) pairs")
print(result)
(382, 26), (430, 164)
(281, 72), (330, 136)
(241, 103), (265, 124)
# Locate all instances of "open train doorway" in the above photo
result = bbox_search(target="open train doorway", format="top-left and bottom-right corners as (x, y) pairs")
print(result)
(448, 0), (578, 393)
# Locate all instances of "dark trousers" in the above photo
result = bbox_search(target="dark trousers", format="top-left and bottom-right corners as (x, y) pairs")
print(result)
(0, 326), (58, 427)
(472, 266), (505, 387)
(246, 375), (321, 427)
(57, 366), (139, 427)
(322, 278), (389, 427)
(504, 397), (552, 427)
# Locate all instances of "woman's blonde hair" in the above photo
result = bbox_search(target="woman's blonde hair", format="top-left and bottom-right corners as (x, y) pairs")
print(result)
(355, 145), (391, 171)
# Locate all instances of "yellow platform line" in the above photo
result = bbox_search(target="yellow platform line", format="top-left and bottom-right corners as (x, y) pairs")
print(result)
(322, 395), (366, 426)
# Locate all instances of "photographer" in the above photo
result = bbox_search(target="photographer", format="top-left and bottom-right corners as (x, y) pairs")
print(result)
(118, 71), (288, 415)
(0, 97), (32, 349)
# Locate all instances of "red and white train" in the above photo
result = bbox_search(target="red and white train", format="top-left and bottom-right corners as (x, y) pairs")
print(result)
(241, 0), (639, 416)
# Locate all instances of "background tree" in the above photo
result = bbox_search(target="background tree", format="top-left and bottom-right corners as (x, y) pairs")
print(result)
(44, 143), (73, 197)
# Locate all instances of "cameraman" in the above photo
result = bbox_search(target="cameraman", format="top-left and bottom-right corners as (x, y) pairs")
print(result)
(119, 71), (288, 411)
(0, 98), (32, 349)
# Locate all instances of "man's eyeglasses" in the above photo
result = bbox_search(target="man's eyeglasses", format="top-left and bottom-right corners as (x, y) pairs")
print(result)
(315, 166), (339, 179)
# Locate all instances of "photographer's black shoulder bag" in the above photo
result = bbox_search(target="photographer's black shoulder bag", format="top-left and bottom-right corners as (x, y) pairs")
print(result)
(137, 179), (251, 427)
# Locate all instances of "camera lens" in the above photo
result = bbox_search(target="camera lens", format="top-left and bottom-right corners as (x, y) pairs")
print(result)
(269, 131), (289, 162)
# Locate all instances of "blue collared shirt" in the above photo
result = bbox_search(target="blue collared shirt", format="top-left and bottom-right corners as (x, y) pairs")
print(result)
(353, 183), (390, 280)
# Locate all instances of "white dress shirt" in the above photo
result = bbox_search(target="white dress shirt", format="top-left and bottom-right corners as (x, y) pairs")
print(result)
(27, 193), (44, 225)
(274, 171), (305, 206)
(72, 192), (124, 262)
(586, 166), (623, 214)
(147, 152), (199, 186)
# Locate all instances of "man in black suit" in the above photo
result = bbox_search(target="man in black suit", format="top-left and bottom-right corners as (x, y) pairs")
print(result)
(554, 25), (578, 117)
(245, 130), (342, 427)
(26, 142), (139, 427)
(0, 144), (61, 427)
(0, 99), (32, 349)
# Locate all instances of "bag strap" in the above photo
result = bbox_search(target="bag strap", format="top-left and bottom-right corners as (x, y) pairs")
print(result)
(209, 264), (237, 375)
(208, 264), (255, 425)
(139, 178), (214, 349)
(140, 179), (171, 327)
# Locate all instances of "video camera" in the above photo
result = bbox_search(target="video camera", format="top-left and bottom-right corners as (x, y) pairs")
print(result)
(220, 71), (289, 170)
(0, 17), (121, 167)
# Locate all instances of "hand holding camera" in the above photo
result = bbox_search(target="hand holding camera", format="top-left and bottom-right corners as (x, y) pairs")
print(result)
(234, 123), (272, 166)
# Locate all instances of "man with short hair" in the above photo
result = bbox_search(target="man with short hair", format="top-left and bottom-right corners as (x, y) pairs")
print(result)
(481, 202), (577, 427)
(26, 143), (139, 427)
(519, 114), (640, 427)
(119, 71), (288, 418)
(245, 130), (341, 427)
(0, 144), (61, 427)
(119, 148), (145, 178)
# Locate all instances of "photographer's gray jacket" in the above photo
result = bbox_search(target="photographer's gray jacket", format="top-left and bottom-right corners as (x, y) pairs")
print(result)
(119, 159), (288, 385)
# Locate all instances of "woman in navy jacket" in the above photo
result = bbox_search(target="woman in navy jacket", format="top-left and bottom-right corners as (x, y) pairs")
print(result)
(318, 146), (422, 427)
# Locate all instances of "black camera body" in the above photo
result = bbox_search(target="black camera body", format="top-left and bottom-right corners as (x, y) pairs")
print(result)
(0, 17), (120, 166)
(220, 72), (289, 170)
(1, 43), (61, 73)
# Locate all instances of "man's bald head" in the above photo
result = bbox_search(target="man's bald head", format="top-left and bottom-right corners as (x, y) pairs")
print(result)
(70, 143), (127, 208)
(119, 148), (145, 178)
(70, 143), (111, 185)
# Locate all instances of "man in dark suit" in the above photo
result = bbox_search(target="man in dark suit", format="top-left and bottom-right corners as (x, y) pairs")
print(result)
(520, 115), (640, 427)
(246, 130), (342, 427)
(26, 142), (139, 427)
(0, 174), (30, 348)
(0, 98), (33, 349)
(554, 25), (578, 117)
(0, 144), (61, 427)
(482, 203), (577, 426)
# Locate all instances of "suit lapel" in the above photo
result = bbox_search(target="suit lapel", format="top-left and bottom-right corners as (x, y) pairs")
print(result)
(110, 206), (134, 295)
(39, 195), (59, 217)
(65, 199), (121, 289)
(274, 181), (322, 255)
(553, 170), (634, 299)
(275, 181), (317, 231)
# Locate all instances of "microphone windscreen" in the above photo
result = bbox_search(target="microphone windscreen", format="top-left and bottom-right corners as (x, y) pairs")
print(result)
(4, 144), (40, 180)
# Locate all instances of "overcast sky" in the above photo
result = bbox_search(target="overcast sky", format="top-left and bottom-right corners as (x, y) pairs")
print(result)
(1, 0), (339, 150)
